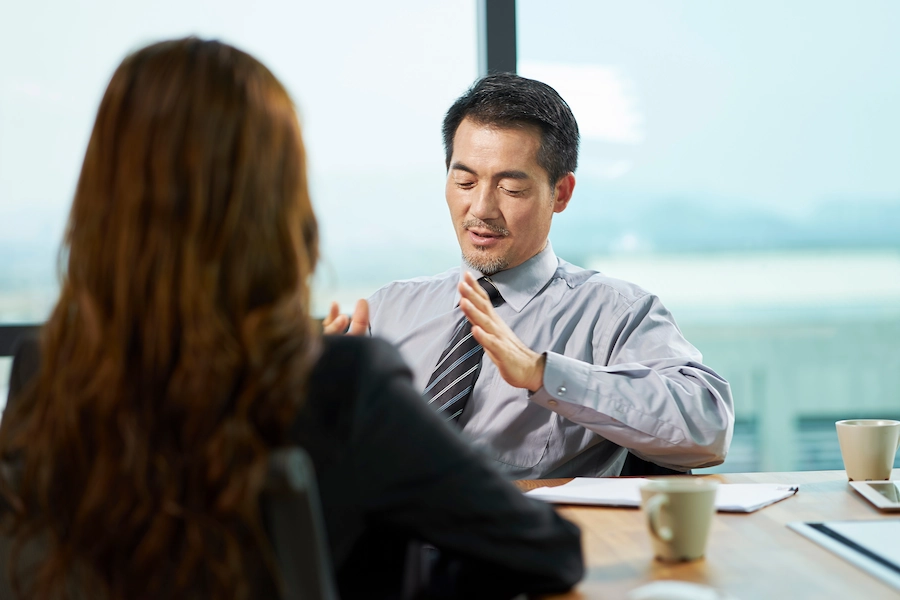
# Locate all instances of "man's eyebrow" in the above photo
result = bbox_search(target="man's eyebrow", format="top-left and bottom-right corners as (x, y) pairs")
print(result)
(495, 170), (530, 180)
(449, 163), (530, 181)
(449, 162), (476, 175)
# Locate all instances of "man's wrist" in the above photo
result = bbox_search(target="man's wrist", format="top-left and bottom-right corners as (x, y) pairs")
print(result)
(528, 351), (547, 392)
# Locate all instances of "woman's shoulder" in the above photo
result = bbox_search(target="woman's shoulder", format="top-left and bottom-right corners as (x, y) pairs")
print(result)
(311, 335), (409, 390)
(297, 335), (412, 440)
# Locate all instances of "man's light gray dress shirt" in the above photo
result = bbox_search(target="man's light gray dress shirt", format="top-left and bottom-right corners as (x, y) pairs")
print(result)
(367, 243), (734, 479)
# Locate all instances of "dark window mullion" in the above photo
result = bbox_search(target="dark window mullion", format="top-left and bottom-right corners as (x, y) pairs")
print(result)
(477, 0), (517, 75)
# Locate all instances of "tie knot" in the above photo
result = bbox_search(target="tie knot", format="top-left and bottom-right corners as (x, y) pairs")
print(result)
(478, 277), (504, 308)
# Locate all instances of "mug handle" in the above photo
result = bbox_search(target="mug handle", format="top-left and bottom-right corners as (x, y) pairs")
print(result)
(645, 493), (673, 542)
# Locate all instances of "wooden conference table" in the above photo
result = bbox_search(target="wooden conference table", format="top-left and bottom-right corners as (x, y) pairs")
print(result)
(517, 470), (899, 600)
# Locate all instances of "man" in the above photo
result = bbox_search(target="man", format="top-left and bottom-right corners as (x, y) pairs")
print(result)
(326, 73), (734, 479)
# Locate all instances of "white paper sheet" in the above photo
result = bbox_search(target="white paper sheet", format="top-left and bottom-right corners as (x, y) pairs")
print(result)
(525, 477), (798, 513)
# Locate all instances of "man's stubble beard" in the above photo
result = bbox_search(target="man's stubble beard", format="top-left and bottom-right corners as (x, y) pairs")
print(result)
(459, 218), (511, 275)
(462, 247), (509, 276)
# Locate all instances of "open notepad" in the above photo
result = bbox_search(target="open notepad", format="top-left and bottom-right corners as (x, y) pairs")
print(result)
(525, 478), (799, 513)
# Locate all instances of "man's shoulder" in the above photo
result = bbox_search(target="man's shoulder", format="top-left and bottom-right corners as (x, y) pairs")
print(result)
(555, 257), (653, 306)
(368, 267), (460, 302)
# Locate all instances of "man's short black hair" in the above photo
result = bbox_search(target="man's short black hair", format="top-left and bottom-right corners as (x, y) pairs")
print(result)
(442, 73), (580, 186)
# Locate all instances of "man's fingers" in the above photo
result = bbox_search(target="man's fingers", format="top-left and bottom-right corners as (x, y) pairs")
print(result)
(347, 299), (370, 336)
(459, 276), (499, 324)
(353, 298), (370, 323)
(322, 299), (370, 336)
(322, 301), (340, 327)
(471, 324), (500, 354)
(460, 272), (492, 310)
(460, 298), (495, 332)
(472, 324), (519, 383)
(464, 277), (546, 392)
(322, 313), (350, 335)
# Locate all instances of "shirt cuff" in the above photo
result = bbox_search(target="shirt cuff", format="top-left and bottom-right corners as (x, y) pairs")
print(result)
(527, 352), (591, 419)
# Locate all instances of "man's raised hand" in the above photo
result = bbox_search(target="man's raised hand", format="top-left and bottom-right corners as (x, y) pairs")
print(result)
(322, 299), (370, 336)
(458, 271), (546, 392)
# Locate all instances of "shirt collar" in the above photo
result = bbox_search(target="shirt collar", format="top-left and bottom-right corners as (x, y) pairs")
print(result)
(456, 241), (559, 313)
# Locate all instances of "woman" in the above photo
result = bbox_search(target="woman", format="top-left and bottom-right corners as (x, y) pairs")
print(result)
(0, 38), (582, 599)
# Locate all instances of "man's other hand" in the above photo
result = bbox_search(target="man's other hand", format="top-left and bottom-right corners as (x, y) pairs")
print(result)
(458, 271), (546, 392)
(322, 299), (370, 336)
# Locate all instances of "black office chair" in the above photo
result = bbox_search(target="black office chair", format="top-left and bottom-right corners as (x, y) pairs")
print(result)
(262, 447), (339, 600)
(0, 325), (40, 359)
(0, 447), (337, 600)
(620, 451), (691, 477)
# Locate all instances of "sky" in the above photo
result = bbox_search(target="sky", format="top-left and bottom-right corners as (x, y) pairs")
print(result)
(0, 0), (477, 247)
(518, 0), (900, 213)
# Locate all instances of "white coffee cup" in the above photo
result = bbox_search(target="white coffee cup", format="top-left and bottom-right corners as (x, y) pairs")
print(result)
(836, 419), (900, 481)
(639, 478), (718, 562)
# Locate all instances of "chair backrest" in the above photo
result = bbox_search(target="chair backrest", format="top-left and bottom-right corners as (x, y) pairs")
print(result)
(0, 325), (40, 358)
(261, 447), (339, 600)
(0, 447), (337, 600)
(620, 451), (692, 476)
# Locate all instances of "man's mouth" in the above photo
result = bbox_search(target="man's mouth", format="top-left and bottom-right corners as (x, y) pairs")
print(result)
(467, 229), (505, 246)
(463, 220), (509, 246)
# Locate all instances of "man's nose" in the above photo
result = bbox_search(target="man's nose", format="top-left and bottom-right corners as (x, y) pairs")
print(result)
(470, 185), (500, 220)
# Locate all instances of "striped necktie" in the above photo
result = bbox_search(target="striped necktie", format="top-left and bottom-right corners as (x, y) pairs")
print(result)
(424, 277), (504, 423)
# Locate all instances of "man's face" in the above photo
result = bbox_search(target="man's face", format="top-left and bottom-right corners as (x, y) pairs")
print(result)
(445, 117), (574, 275)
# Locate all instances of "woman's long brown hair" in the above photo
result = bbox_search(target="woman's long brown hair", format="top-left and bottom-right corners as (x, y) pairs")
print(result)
(0, 38), (319, 598)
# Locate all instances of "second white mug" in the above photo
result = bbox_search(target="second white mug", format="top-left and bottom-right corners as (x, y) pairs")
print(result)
(836, 419), (900, 481)
(640, 478), (719, 562)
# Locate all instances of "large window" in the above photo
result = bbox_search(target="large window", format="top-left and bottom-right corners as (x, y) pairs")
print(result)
(519, 0), (900, 472)
(0, 0), (477, 324)
(5, 1), (899, 475)
(0, 0), (477, 401)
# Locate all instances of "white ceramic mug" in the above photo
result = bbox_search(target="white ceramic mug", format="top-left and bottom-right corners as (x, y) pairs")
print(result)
(835, 419), (900, 481)
(639, 479), (719, 562)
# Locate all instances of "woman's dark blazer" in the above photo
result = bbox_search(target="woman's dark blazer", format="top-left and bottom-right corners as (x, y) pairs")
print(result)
(4, 334), (583, 599)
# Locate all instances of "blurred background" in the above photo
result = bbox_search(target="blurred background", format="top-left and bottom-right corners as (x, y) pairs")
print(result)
(2, 0), (898, 473)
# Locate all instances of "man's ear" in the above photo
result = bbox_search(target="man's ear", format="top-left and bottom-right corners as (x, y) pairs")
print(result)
(552, 172), (576, 214)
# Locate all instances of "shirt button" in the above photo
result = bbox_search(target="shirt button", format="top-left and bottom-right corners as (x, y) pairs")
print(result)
(548, 399), (558, 407)
(557, 386), (567, 395)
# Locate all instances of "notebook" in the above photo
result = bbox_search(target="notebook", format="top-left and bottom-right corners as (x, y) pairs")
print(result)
(789, 520), (900, 591)
(525, 477), (798, 513)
